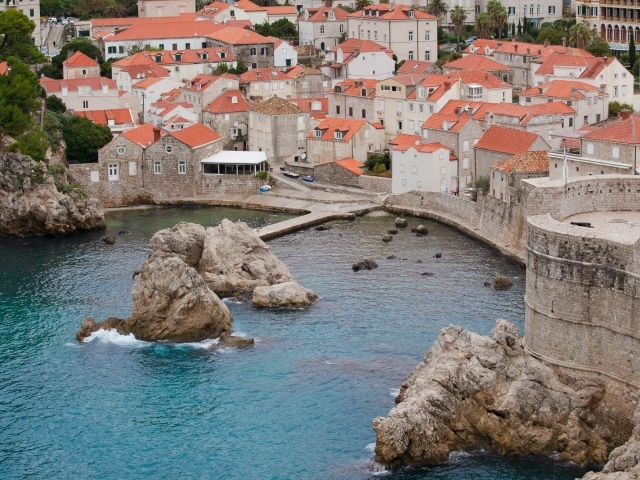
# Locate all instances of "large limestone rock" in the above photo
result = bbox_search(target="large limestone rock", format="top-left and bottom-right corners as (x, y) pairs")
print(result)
(198, 219), (315, 306)
(0, 152), (105, 237)
(373, 320), (612, 468)
(581, 405), (640, 479)
(252, 281), (318, 308)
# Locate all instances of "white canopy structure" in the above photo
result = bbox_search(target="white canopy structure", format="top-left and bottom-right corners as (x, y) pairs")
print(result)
(200, 151), (268, 175)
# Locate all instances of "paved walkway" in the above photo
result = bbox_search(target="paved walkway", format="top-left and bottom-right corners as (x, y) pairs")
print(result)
(155, 184), (384, 239)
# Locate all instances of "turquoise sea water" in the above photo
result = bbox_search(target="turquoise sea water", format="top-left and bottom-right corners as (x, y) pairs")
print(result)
(0, 206), (592, 479)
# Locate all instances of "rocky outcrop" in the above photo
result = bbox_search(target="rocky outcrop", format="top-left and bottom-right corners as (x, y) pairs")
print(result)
(0, 152), (105, 237)
(198, 219), (316, 307)
(494, 275), (513, 290)
(77, 220), (316, 343)
(373, 320), (612, 468)
(581, 405), (640, 479)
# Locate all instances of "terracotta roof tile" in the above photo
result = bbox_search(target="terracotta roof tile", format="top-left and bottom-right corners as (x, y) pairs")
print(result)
(64, 51), (99, 68)
(108, 21), (224, 42)
(169, 123), (221, 148)
(437, 99), (574, 124)
(204, 89), (251, 113)
(422, 113), (473, 132)
(521, 80), (600, 99)
(205, 26), (272, 45)
(300, 6), (350, 22)
(397, 60), (436, 74)
(265, 5), (297, 14)
(183, 73), (236, 92)
(582, 114), (640, 144)
(75, 108), (134, 126)
(252, 96), (306, 115)
(445, 54), (511, 71)
(283, 65), (323, 78)
(389, 133), (421, 146)
(114, 48), (235, 68)
(491, 151), (549, 174)
(535, 54), (614, 79)
(0, 61), (8, 75)
(309, 117), (366, 141)
(121, 63), (171, 79)
(121, 123), (162, 147)
(335, 158), (365, 175)
(240, 68), (291, 82)
(347, 4), (436, 20)
(333, 78), (377, 97)
(236, 0), (264, 12)
(475, 125), (541, 155)
(39, 76), (117, 93)
(288, 97), (328, 117)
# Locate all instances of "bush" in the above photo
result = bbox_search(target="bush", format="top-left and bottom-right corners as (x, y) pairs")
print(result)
(475, 175), (490, 193)
(609, 101), (634, 118)
(46, 95), (66, 113)
(373, 163), (387, 174)
(255, 171), (268, 180)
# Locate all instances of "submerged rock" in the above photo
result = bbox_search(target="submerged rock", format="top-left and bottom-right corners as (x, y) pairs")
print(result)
(352, 259), (378, 272)
(373, 320), (611, 468)
(395, 218), (408, 228)
(0, 152), (105, 237)
(382, 234), (393, 242)
(494, 275), (513, 290)
(415, 225), (428, 235)
(102, 235), (116, 245)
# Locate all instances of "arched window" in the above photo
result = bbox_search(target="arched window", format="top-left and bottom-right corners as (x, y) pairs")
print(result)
(536, 4), (540, 15)
(530, 5), (534, 15)
(523, 4), (527, 15)
(339, 24), (344, 33)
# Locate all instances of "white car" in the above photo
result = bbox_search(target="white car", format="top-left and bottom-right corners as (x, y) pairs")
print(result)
(61, 19), (68, 25)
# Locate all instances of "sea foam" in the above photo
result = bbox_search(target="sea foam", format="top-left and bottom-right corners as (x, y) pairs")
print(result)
(82, 328), (147, 347)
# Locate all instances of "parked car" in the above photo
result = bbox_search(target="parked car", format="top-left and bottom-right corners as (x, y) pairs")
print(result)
(61, 18), (68, 25)
(464, 36), (478, 45)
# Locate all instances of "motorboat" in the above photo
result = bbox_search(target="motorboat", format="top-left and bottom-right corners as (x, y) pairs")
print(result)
(259, 185), (272, 192)
(282, 171), (300, 178)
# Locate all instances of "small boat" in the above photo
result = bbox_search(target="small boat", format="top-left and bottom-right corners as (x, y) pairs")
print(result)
(282, 171), (300, 178)
(302, 176), (315, 183)
(259, 185), (272, 192)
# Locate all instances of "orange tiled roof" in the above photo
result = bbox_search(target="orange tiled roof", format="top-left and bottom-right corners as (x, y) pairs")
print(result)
(333, 78), (377, 97)
(204, 89), (251, 113)
(114, 48), (235, 68)
(475, 125), (541, 154)
(491, 151), (549, 174)
(39, 76), (117, 93)
(309, 117), (366, 141)
(197, 1), (231, 15)
(389, 133), (421, 146)
(437, 99), (574, 124)
(582, 114), (640, 144)
(182, 73), (236, 92)
(252, 96), (305, 115)
(236, 0), (264, 12)
(463, 39), (499, 54)
(422, 113), (474, 132)
(445, 54), (511, 71)
(121, 63), (171, 79)
(331, 39), (394, 63)
(535, 54), (615, 79)
(288, 97), (328, 115)
(390, 134), (452, 154)
(284, 65), (324, 78)
(92, 13), (196, 27)
(150, 101), (194, 117)
(265, 5), (297, 15)
(108, 21), (224, 42)
(335, 158), (365, 175)
(131, 77), (164, 89)
(347, 4), (437, 20)
(76, 108), (134, 126)
(521, 80), (601, 99)
(169, 123), (221, 148)
(397, 60), (435, 74)
(0, 61), (8, 75)
(240, 68), (291, 82)
(205, 26), (272, 45)
(300, 6), (350, 22)
(121, 123), (162, 147)
(64, 51), (99, 68)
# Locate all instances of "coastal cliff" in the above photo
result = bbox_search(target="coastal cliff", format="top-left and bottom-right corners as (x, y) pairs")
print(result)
(77, 220), (317, 343)
(0, 152), (105, 237)
(373, 320), (612, 468)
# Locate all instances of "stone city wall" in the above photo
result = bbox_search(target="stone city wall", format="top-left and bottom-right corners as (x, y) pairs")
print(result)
(69, 163), (153, 207)
(357, 175), (391, 193)
(200, 174), (259, 195)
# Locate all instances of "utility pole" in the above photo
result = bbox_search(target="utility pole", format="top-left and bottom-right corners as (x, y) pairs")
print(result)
(140, 93), (145, 124)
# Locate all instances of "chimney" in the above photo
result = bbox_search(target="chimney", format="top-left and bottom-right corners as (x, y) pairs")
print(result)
(621, 109), (632, 120)
(497, 42), (502, 48)
(484, 74), (489, 81)
(527, 48), (531, 55)
(444, 81), (451, 90)
(514, 45), (518, 53)
(153, 127), (161, 142)
(544, 40), (550, 47)
(562, 36), (567, 47)
(538, 87), (543, 94)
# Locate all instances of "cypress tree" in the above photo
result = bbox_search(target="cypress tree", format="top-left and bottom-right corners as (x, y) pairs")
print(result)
(630, 34), (637, 74)
(517, 19), (522, 36)
(511, 22), (515, 37)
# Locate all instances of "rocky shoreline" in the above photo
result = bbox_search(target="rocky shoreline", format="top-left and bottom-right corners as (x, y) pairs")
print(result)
(373, 320), (613, 471)
(77, 220), (317, 344)
(0, 153), (105, 237)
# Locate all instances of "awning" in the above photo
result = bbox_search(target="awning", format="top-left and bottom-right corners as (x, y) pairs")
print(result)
(200, 150), (267, 165)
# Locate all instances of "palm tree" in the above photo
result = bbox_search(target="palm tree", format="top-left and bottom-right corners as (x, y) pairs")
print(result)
(450, 5), (467, 44)
(475, 12), (495, 39)
(323, 0), (334, 7)
(426, 0), (449, 20)
(568, 23), (593, 50)
(487, 0), (507, 39)
(354, 0), (372, 11)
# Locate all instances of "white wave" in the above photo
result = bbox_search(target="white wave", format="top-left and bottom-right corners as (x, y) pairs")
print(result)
(371, 461), (389, 475)
(177, 338), (220, 349)
(82, 328), (147, 347)
(389, 388), (400, 397)
(365, 442), (376, 452)
(222, 298), (243, 304)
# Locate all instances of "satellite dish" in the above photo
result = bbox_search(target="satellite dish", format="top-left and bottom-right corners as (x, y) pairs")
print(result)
(233, 120), (239, 127)
(301, 152), (307, 160)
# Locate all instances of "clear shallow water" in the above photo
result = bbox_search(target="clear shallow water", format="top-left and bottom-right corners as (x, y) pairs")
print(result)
(0, 206), (591, 479)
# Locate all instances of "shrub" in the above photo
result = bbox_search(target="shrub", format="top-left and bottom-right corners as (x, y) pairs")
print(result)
(255, 171), (268, 180)
(373, 163), (387, 174)
(475, 175), (490, 193)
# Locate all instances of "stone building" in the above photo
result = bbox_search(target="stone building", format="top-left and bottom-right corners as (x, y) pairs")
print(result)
(284, 65), (330, 98)
(327, 78), (377, 124)
(248, 97), (311, 164)
(63, 51), (101, 80)
(205, 27), (275, 70)
(202, 89), (252, 149)
(346, 4), (438, 62)
(178, 73), (239, 116)
(147, 101), (197, 127)
(298, 5), (350, 52)
(306, 117), (385, 164)
(138, 0), (195, 18)
(443, 54), (514, 85)
(322, 39), (395, 85)
(312, 158), (365, 186)
(474, 125), (550, 179)
(239, 68), (295, 102)
(390, 134), (457, 194)
(421, 112), (485, 189)
(489, 150), (549, 203)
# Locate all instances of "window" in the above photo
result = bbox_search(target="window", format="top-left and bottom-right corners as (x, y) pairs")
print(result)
(172, 43), (178, 50)
(348, 107), (353, 116)
(548, 5), (555, 13)
(119, 46), (124, 53)
(424, 31), (430, 41)
(178, 160), (186, 174)
(467, 86), (482, 99)
(362, 109), (366, 118)
(154, 161), (162, 174)
(261, 47), (267, 55)
(29, 8), (34, 16)
(116, 146), (125, 155)
(409, 120), (414, 130)
(587, 142), (594, 154)
(185, 43), (190, 49)
(530, 5), (534, 14)
(614, 86), (618, 97)
(250, 48), (257, 55)
(397, 121), (403, 131)
(320, 25), (325, 34)
(612, 146), (620, 158)
(408, 31), (414, 41)
(409, 103), (414, 112)
(476, 5), (480, 13)
(129, 162), (137, 176)
(175, 53), (182, 61)
(584, 115), (589, 125)
(314, 129), (321, 138)
(424, 51), (430, 61)
(568, 117), (573, 127)
(254, 83), (260, 91)
(463, 140), (469, 152)
(339, 25), (344, 33)
(165, 145), (173, 153)
(230, 9), (235, 16)
(367, 30), (370, 39)
(408, 51), (414, 60)
(411, 165), (417, 173)
(400, 165), (405, 172)
(336, 105), (340, 114)
(536, 4), (540, 15)
(408, 9), (414, 18)
(108, 46), (116, 54)
(251, 63), (257, 69)
(108, 163), (118, 181)
(159, 44), (164, 50)
(82, 100), (88, 108)
(334, 131), (343, 140)
(623, 85), (627, 96)
(508, 6), (515, 14)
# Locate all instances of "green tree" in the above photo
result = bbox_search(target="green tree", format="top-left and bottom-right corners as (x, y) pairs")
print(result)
(54, 38), (103, 70)
(62, 116), (113, 163)
(425, 0), (448, 20)
(568, 23), (592, 50)
(268, 18), (298, 41)
(0, 10), (45, 63)
(354, 0), (372, 11)
(37, 63), (63, 79)
(630, 34), (637, 73)
(9, 129), (49, 162)
(536, 27), (565, 45)
(586, 35), (611, 57)
(475, 12), (495, 39)
(517, 19), (522, 36)
(0, 57), (40, 137)
(46, 95), (67, 113)
(511, 21), (515, 37)
(487, 0), (507, 39)
(450, 6), (467, 43)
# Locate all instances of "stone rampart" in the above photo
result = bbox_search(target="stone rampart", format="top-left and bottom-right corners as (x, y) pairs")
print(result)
(200, 174), (259, 195)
